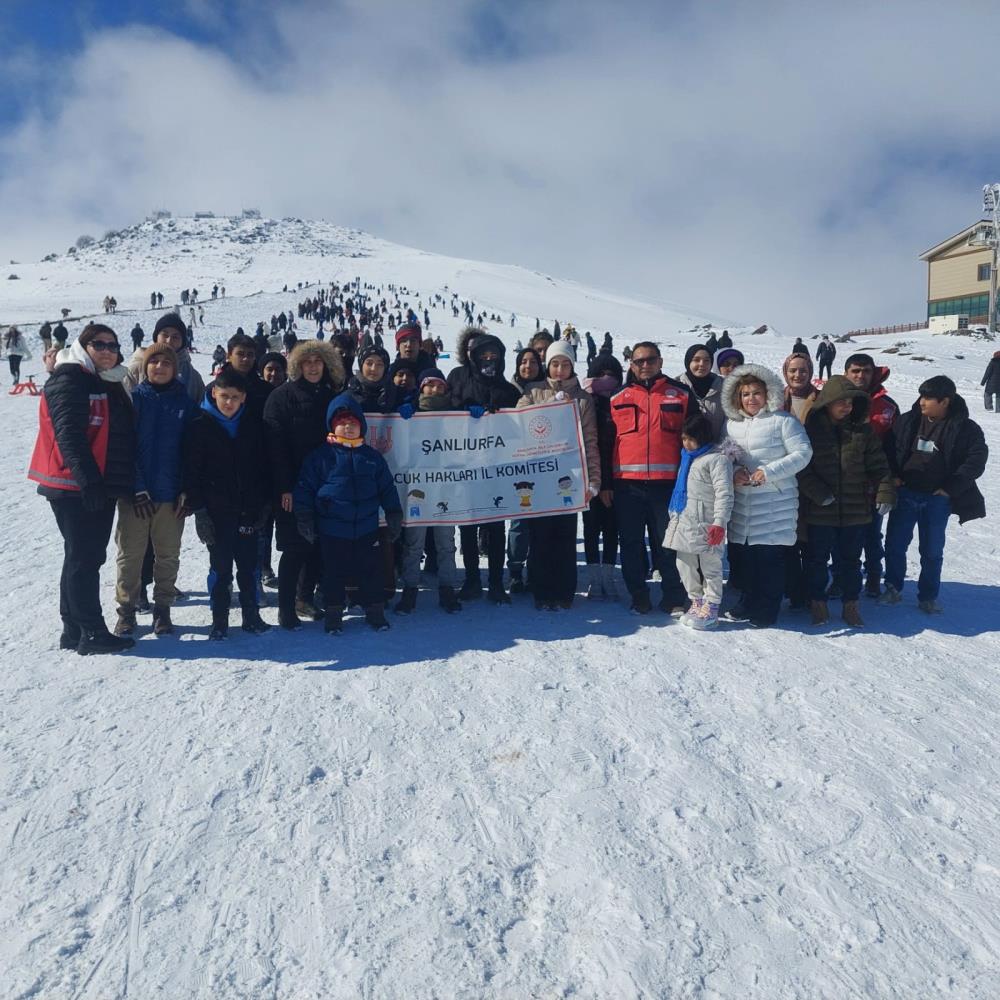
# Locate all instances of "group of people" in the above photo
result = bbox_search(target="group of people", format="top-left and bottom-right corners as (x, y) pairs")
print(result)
(27, 307), (989, 654)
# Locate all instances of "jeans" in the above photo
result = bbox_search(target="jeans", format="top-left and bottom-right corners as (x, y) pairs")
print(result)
(506, 518), (529, 573)
(582, 496), (618, 565)
(728, 542), (785, 624)
(50, 496), (117, 633)
(831, 507), (884, 587)
(884, 488), (951, 601)
(805, 524), (865, 602)
(400, 525), (457, 588)
(613, 479), (685, 606)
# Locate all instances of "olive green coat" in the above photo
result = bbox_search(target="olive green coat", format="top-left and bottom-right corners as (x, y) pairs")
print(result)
(797, 376), (895, 526)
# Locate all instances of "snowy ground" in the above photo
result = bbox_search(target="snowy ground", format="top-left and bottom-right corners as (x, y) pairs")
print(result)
(1, 226), (999, 998)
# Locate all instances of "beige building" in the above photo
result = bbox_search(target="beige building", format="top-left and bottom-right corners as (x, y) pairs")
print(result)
(920, 223), (994, 323)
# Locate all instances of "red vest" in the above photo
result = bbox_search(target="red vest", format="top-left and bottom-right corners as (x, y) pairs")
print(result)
(611, 377), (691, 480)
(27, 391), (109, 492)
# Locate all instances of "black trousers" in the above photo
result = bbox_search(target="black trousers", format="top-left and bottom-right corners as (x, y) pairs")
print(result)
(729, 542), (785, 625)
(321, 532), (382, 608)
(582, 496), (618, 564)
(818, 360), (833, 380)
(613, 479), (685, 605)
(208, 514), (259, 618)
(50, 496), (116, 633)
(528, 514), (579, 602)
(275, 510), (322, 614)
(9, 355), (22, 382)
(460, 521), (506, 588)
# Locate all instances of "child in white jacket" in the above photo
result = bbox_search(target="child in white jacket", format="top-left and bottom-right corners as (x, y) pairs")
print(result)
(663, 414), (734, 629)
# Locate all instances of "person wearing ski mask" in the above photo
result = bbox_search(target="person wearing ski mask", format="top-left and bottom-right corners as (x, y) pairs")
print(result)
(447, 327), (521, 603)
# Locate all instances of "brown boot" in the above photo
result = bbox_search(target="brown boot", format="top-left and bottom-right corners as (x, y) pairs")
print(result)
(810, 600), (829, 625)
(842, 600), (864, 628)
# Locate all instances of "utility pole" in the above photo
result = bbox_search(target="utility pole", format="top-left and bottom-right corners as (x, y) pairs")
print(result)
(975, 184), (1000, 333)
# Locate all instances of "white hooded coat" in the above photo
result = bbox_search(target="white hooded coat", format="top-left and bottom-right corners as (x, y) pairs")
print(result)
(720, 364), (812, 546)
(663, 447), (734, 554)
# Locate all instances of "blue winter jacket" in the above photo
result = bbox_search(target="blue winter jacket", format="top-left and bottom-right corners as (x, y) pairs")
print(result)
(132, 379), (197, 501)
(293, 392), (401, 539)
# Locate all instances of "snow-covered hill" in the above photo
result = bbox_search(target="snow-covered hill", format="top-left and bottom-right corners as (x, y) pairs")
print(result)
(1, 219), (999, 999)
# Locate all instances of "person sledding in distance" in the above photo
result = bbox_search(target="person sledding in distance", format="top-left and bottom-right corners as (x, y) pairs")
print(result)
(293, 392), (403, 634)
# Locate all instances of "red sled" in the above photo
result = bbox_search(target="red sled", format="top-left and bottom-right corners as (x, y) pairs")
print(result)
(9, 377), (41, 396)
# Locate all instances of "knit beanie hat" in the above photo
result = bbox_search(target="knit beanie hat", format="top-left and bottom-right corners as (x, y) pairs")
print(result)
(715, 348), (744, 370)
(586, 352), (623, 381)
(143, 342), (178, 372)
(918, 375), (957, 400)
(357, 344), (390, 370)
(153, 313), (186, 339)
(257, 351), (287, 374)
(396, 322), (422, 346)
(545, 340), (575, 370)
(418, 367), (447, 390)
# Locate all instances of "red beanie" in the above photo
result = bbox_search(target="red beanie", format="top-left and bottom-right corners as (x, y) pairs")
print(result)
(395, 322), (421, 347)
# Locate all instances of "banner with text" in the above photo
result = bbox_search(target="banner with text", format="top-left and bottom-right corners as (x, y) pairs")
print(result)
(366, 400), (588, 525)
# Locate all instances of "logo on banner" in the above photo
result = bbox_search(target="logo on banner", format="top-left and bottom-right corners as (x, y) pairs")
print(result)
(529, 415), (552, 440)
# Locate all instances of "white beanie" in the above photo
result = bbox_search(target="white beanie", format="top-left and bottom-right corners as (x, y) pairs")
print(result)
(545, 340), (575, 370)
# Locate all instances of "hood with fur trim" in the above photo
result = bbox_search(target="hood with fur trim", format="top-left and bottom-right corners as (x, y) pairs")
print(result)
(720, 363), (785, 421)
(455, 325), (494, 367)
(287, 339), (345, 387)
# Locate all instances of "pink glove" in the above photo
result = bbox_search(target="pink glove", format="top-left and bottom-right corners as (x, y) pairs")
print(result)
(706, 525), (725, 546)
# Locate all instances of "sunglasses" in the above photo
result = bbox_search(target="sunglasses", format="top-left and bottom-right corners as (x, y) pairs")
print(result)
(89, 340), (120, 352)
(631, 356), (659, 366)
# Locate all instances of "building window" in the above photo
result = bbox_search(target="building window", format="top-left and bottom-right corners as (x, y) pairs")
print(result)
(978, 263), (991, 281)
(928, 293), (990, 318)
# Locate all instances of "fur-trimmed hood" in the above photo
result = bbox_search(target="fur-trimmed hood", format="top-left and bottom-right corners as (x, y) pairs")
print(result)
(721, 363), (785, 421)
(287, 339), (345, 388)
(455, 325), (505, 368)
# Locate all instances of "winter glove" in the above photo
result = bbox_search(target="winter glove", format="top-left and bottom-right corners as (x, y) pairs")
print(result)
(296, 512), (317, 545)
(706, 525), (725, 546)
(173, 493), (193, 518)
(80, 483), (108, 512)
(398, 403), (415, 420)
(468, 404), (485, 419)
(194, 510), (216, 547)
(876, 502), (895, 517)
(820, 495), (835, 507)
(385, 509), (403, 543)
(132, 491), (155, 519)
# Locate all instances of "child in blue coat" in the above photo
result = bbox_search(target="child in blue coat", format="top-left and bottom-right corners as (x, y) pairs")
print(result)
(294, 392), (403, 632)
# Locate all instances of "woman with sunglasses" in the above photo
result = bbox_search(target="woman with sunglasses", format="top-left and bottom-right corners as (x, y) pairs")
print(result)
(28, 324), (137, 655)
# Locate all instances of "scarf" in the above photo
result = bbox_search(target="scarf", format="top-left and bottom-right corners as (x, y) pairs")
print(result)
(327, 434), (364, 447)
(668, 443), (713, 515)
(419, 394), (452, 411)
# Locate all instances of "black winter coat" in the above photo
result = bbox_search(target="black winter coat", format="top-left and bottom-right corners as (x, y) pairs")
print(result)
(981, 355), (1000, 394)
(38, 364), (136, 499)
(347, 374), (394, 413)
(447, 366), (521, 411)
(262, 376), (337, 496)
(183, 407), (270, 524)
(885, 394), (988, 524)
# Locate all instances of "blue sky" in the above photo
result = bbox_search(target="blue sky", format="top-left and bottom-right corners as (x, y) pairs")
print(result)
(0, 1), (997, 332)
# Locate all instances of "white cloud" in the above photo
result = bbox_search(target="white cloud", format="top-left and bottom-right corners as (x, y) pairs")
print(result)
(0, 1), (995, 331)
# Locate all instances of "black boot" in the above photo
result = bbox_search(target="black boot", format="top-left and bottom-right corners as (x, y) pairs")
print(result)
(487, 583), (511, 605)
(241, 608), (271, 634)
(365, 604), (390, 631)
(459, 574), (482, 601)
(324, 605), (344, 634)
(209, 615), (229, 640)
(438, 585), (462, 613)
(394, 587), (418, 614)
(59, 621), (81, 651)
(77, 627), (136, 655)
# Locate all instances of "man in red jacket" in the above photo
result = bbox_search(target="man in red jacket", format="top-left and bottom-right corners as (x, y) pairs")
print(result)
(611, 342), (694, 614)
(843, 353), (899, 596)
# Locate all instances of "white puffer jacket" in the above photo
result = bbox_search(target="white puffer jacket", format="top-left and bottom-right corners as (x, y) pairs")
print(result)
(663, 448), (734, 554)
(720, 364), (812, 546)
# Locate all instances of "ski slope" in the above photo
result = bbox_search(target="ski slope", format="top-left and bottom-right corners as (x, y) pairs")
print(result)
(1, 220), (998, 999)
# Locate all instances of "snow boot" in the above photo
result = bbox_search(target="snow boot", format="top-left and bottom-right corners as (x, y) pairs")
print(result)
(278, 609), (303, 631)
(114, 607), (137, 637)
(394, 587), (418, 615)
(810, 600), (830, 626)
(77, 627), (135, 656)
(864, 576), (882, 598)
(438, 586), (462, 613)
(690, 602), (720, 630)
(487, 584), (511, 605)
(366, 604), (390, 631)
(630, 591), (652, 615)
(842, 600), (864, 628)
(878, 585), (902, 606)
(324, 605), (344, 634)
(59, 622), (81, 651)
(295, 597), (321, 621)
(459, 574), (483, 601)
(152, 605), (173, 636)
(918, 599), (943, 614)
(241, 609), (271, 634)
(680, 597), (704, 627)
(208, 619), (229, 640)
(585, 564), (602, 600)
